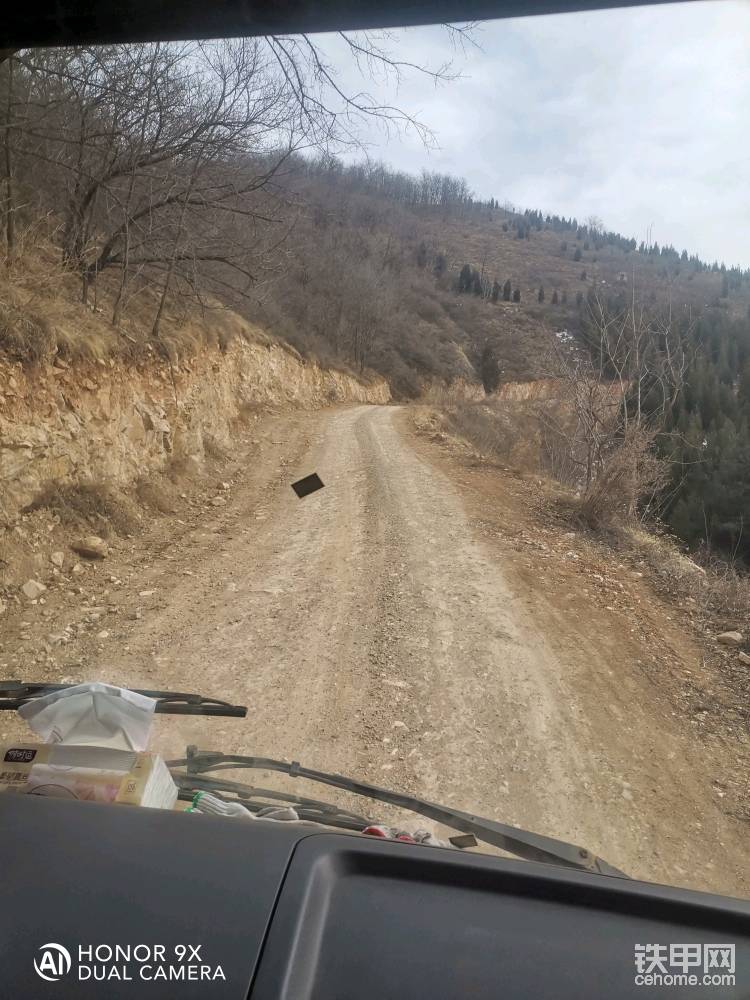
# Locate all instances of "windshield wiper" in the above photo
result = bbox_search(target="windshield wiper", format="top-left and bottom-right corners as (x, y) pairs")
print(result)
(0, 682), (247, 718)
(169, 747), (627, 878)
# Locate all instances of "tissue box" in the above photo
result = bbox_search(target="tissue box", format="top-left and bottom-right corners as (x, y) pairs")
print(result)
(0, 743), (178, 809)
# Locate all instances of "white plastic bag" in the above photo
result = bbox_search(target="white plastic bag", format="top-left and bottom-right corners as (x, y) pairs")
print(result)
(17, 682), (157, 750)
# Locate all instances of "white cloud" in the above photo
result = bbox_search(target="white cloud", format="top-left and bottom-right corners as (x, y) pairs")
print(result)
(312, 1), (750, 266)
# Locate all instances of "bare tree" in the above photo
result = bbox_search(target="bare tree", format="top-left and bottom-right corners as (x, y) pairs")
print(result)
(1, 57), (15, 260)
(536, 289), (692, 524)
(3, 30), (467, 328)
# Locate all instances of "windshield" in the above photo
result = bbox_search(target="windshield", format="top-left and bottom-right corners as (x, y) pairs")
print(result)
(0, 2), (748, 898)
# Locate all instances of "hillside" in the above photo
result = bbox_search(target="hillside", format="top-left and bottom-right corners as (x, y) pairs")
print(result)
(244, 158), (750, 400)
(1, 39), (749, 565)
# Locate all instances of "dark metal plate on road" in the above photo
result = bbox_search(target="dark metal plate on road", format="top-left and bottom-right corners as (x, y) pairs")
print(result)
(291, 473), (325, 498)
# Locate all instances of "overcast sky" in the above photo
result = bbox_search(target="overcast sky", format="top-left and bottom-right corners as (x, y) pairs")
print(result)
(318, 1), (749, 267)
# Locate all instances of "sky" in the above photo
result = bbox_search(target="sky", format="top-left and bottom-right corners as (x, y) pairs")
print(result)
(315, 1), (750, 268)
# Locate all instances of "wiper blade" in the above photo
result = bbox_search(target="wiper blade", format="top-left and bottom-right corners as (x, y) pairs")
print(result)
(170, 747), (627, 877)
(0, 682), (247, 718)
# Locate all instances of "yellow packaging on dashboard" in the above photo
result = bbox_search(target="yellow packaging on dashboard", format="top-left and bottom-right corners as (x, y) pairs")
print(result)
(0, 742), (178, 809)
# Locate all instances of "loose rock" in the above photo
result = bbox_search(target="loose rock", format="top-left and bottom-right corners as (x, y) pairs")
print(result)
(50, 551), (65, 568)
(717, 631), (743, 647)
(738, 652), (750, 666)
(72, 535), (108, 560)
(21, 579), (46, 601)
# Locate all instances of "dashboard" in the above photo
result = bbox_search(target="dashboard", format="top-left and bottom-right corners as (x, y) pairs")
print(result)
(1, 793), (748, 998)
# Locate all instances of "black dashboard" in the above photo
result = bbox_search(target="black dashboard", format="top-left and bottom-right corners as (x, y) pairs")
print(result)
(1, 793), (748, 998)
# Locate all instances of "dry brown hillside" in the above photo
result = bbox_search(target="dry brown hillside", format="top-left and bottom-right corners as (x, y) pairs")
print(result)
(240, 161), (750, 398)
(428, 210), (749, 320)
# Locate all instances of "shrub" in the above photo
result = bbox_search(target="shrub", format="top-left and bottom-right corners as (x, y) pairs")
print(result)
(0, 299), (56, 364)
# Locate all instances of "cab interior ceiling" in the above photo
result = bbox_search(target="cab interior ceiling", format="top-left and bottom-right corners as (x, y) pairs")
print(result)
(1, 0), (690, 50)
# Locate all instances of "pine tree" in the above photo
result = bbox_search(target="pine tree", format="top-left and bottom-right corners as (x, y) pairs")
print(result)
(580, 270), (587, 281)
(573, 248), (582, 262)
(538, 286), (545, 303)
(502, 279), (512, 301)
(458, 263), (472, 293)
(551, 289), (559, 305)
(480, 344), (501, 392)
(512, 288), (521, 303)
(491, 280), (500, 303)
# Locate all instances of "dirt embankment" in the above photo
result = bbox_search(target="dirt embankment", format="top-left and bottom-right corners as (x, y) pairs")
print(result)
(0, 321), (389, 529)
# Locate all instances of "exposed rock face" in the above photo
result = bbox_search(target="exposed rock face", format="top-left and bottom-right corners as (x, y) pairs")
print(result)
(421, 378), (485, 404)
(493, 379), (563, 402)
(0, 327), (389, 520)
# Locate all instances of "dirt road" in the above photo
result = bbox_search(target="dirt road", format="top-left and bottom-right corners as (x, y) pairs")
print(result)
(2, 404), (747, 896)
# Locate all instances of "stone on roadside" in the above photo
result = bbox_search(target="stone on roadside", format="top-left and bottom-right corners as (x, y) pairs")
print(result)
(717, 631), (743, 647)
(738, 651), (750, 666)
(210, 496), (226, 507)
(71, 562), (84, 575)
(50, 551), (65, 568)
(21, 579), (46, 601)
(72, 535), (108, 560)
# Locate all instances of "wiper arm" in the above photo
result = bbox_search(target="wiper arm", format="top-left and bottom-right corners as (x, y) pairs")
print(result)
(0, 682), (247, 718)
(170, 747), (627, 878)
(174, 774), (373, 831)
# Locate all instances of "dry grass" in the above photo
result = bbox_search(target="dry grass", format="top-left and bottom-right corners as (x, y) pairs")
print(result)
(0, 295), (57, 363)
(166, 454), (203, 483)
(135, 476), (180, 515)
(25, 482), (142, 537)
(0, 241), (267, 369)
(696, 558), (750, 631)
(447, 402), (517, 464)
(202, 436), (230, 462)
(439, 397), (557, 476)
